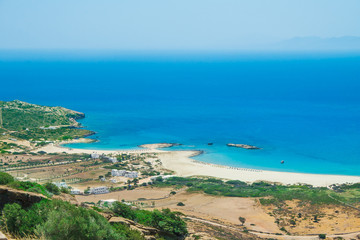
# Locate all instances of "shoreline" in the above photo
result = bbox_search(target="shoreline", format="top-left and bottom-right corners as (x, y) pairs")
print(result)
(156, 150), (360, 187)
(35, 141), (360, 187)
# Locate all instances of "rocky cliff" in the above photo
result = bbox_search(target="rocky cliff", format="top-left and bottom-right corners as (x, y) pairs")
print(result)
(0, 186), (45, 209)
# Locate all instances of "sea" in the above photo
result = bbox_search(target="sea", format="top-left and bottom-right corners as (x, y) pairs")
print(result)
(1, 51), (359, 175)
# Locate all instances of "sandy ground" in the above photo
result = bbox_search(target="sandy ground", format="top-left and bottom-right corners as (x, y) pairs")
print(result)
(75, 187), (174, 203)
(37, 142), (163, 155)
(35, 142), (360, 187)
(158, 151), (360, 187)
(154, 191), (280, 233)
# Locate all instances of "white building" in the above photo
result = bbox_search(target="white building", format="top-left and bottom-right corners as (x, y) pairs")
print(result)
(91, 153), (100, 159)
(111, 169), (126, 176)
(124, 171), (138, 178)
(54, 182), (68, 188)
(105, 156), (118, 163)
(89, 186), (109, 195)
(111, 169), (138, 178)
(70, 188), (82, 195)
(110, 179), (117, 183)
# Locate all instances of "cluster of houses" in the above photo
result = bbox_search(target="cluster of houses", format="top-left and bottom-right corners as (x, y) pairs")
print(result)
(53, 181), (83, 195)
(111, 169), (138, 178)
(91, 153), (118, 163)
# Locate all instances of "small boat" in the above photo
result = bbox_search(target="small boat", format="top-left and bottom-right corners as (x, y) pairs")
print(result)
(281, 160), (285, 164)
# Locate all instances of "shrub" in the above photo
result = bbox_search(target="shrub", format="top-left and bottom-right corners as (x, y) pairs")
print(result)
(177, 202), (185, 206)
(44, 183), (60, 195)
(112, 202), (187, 237)
(1, 200), (122, 240)
(0, 172), (14, 185)
(319, 234), (326, 239)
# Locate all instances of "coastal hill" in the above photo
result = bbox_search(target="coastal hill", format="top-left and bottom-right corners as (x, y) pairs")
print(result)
(0, 100), (93, 148)
(0, 100), (84, 130)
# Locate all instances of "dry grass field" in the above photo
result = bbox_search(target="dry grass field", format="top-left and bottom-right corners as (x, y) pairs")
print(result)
(262, 200), (360, 235)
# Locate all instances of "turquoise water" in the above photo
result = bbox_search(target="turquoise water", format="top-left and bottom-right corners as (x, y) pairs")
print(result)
(1, 52), (359, 175)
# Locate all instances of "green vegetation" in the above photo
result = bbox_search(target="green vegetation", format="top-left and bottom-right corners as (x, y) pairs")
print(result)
(0, 172), (52, 197)
(8, 180), (53, 197)
(1, 200), (127, 239)
(112, 202), (188, 237)
(11, 127), (92, 141)
(0, 171), (14, 184)
(0, 172), (188, 239)
(0, 100), (83, 131)
(44, 182), (61, 195)
(153, 177), (340, 205)
(0, 100), (93, 142)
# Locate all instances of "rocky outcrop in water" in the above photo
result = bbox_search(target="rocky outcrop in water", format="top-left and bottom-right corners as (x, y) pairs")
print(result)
(226, 143), (261, 150)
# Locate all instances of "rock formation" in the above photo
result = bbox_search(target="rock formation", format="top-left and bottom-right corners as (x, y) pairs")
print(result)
(226, 143), (261, 150)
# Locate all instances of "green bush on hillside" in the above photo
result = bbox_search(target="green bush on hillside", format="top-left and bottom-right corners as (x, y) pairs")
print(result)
(153, 177), (338, 205)
(43, 183), (60, 195)
(112, 202), (187, 237)
(1, 200), (123, 240)
(0, 172), (14, 185)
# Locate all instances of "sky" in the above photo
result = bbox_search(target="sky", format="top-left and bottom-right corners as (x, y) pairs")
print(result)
(0, 0), (360, 50)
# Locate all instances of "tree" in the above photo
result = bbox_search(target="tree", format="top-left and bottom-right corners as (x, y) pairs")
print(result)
(0, 172), (14, 185)
(43, 182), (60, 195)
(132, 178), (139, 186)
(319, 234), (326, 239)
(239, 217), (246, 226)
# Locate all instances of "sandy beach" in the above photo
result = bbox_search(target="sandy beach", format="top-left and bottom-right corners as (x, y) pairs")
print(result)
(157, 150), (360, 187)
(34, 141), (360, 187)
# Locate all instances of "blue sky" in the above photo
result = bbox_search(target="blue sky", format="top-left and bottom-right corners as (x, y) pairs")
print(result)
(0, 0), (360, 50)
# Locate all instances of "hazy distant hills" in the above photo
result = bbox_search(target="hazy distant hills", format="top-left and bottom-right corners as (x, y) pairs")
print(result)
(272, 36), (360, 51)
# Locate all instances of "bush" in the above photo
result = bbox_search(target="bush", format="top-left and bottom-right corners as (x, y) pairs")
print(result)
(37, 201), (120, 240)
(0, 172), (14, 185)
(1, 200), (122, 240)
(7, 181), (50, 197)
(44, 183), (60, 195)
(177, 202), (185, 206)
(60, 187), (70, 194)
(319, 234), (326, 239)
(112, 202), (187, 237)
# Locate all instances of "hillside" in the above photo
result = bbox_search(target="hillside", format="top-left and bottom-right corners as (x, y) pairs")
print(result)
(0, 100), (93, 145)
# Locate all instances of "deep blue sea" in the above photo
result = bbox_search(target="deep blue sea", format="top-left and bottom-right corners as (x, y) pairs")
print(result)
(1, 51), (359, 175)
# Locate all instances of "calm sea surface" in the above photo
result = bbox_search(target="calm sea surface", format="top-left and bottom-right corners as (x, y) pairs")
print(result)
(1, 52), (359, 175)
